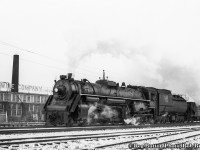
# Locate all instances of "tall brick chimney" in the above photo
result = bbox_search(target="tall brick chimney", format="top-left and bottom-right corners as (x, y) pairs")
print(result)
(11, 54), (19, 92)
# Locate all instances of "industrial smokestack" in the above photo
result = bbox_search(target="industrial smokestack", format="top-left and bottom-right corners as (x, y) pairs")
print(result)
(11, 55), (19, 92)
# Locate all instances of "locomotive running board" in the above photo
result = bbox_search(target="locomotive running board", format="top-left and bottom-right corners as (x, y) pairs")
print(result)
(80, 94), (150, 102)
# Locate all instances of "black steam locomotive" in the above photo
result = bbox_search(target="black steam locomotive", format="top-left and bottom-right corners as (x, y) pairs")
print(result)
(43, 71), (199, 126)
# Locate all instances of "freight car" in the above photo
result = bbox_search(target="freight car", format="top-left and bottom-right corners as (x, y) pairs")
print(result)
(43, 71), (198, 126)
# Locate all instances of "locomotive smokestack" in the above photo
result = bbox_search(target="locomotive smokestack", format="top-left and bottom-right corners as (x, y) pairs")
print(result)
(103, 70), (105, 80)
(11, 54), (19, 92)
(67, 73), (74, 80)
(68, 73), (72, 79)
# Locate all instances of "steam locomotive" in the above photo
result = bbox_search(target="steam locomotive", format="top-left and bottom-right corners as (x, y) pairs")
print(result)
(43, 71), (199, 126)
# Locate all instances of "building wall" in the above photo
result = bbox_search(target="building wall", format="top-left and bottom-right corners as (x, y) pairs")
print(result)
(0, 91), (48, 122)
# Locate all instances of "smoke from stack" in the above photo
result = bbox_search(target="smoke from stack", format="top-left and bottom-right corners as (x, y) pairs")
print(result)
(65, 39), (200, 104)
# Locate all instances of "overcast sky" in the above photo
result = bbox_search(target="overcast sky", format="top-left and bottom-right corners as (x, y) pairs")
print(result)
(0, 0), (200, 102)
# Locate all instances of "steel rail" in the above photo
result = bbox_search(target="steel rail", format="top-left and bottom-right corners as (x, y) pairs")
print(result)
(0, 128), (196, 147)
(92, 128), (200, 150)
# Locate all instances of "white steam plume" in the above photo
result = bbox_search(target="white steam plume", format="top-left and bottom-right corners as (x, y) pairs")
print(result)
(65, 39), (200, 104)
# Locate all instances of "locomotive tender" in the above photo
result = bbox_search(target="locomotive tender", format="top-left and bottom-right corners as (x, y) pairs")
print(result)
(43, 71), (197, 126)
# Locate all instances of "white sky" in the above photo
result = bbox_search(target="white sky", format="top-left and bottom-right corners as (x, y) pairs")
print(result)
(0, 0), (200, 101)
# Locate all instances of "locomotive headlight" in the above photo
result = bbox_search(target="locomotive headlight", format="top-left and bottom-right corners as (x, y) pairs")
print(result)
(54, 88), (58, 92)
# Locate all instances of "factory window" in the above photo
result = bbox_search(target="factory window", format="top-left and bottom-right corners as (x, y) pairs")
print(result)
(27, 95), (30, 103)
(40, 98), (42, 103)
(16, 94), (19, 102)
(10, 104), (22, 116)
(31, 96), (34, 103)
(41, 96), (47, 103)
(23, 95), (26, 102)
(16, 104), (22, 116)
(39, 96), (42, 103)
(29, 95), (32, 103)
(0, 93), (3, 101)
(17, 94), (23, 103)
(10, 94), (13, 102)
(44, 96), (47, 103)
(29, 104), (34, 112)
(14, 94), (17, 102)
(36, 96), (40, 103)
(40, 96), (43, 103)
(11, 104), (16, 116)
(15, 94), (21, 102)
(4, 93), (10, 102)
(11, 94), (16, 102)
(0, 103), (3, 112)
(15, 95), (20, 102)
(34, 105), (39, 113)
(34, 95), (40, 103)
(33, 96), (36, 103)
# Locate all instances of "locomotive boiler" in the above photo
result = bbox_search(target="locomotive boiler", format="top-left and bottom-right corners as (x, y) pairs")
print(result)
(44, 71), (151, 126)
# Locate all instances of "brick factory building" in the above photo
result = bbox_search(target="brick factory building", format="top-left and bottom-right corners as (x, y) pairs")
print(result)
(0, 91), (49, 122)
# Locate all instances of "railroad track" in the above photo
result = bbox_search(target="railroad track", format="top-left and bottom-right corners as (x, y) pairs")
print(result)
(0, 122), (45, 128)
(94, 128), (200, 150)
(1, 122), (200, 134)
(0, 126), (200, 150)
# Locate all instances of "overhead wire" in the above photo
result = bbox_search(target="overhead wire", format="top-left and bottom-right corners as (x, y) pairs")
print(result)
(0, 50), (100, 79)
(0, 40), (66, 64)
(0, 40), (121, 80)
(0, 51), (13, 57)
(0, 50), (67, 71)
(0, 41), (46, 56)
(20, 57), (67, 71)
